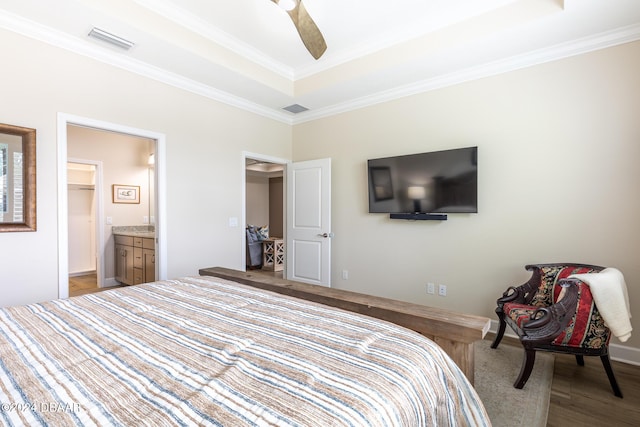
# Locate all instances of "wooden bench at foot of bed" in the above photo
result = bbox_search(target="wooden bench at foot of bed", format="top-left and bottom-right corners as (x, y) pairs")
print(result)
(199, 267), (491, 385)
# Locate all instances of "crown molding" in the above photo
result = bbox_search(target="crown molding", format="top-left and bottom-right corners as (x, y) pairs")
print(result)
(1, 7), (639, 126)
(130, 0), (404, 82)
(0, 9), (294, 125)
(292, 22), (640, 124)
(132, 0), (296, 80)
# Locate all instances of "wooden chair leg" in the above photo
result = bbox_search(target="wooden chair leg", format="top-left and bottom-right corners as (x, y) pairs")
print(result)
(600, 354), (623, 398)
(491, 312), (507, 349)
(514, 348), (536, 389)
(575, 355), (585, 366)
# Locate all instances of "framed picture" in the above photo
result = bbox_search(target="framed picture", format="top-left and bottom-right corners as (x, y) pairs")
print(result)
(369, 166), (394, 201)
(112, 184), (140, 204)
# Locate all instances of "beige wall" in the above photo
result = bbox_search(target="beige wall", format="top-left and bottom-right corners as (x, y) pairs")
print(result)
(246, 173), (270, 227)
(1, 25), (638, 355)
(269, 177), (284, 238)
(246, 174), (284, 237)
(292, 40), (640, 350)
(0, 28), (291, 307)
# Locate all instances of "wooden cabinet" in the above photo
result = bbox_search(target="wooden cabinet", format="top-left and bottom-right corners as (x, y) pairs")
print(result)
(143, 247), (155, 284)
(115, 235), (155, 285)
(137, 237), (155, 284)
(115, 237), (134, 285)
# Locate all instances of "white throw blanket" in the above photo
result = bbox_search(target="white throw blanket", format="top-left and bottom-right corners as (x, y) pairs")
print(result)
(569, 267), (632, 342)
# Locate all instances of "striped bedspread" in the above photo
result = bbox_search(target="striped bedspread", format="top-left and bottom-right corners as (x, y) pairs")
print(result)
(0, 276), (490, 426)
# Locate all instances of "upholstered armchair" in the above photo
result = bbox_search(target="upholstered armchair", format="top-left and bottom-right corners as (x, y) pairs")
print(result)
(491, 263), (623, 397)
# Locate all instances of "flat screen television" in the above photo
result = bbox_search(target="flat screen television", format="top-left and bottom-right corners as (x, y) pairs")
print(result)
(367, 146), (477, 215)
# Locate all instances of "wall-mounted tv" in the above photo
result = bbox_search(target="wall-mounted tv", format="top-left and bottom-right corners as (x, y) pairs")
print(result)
(367, 146), (478, 216)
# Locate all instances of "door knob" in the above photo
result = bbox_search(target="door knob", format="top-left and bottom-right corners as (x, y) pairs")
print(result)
(318, 232), (334, 238)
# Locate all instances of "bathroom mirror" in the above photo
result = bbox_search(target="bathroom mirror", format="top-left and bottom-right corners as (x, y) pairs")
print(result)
(0, 123), (36, 232)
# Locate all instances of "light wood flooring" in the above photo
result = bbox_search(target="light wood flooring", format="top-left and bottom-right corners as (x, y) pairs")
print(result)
(547, 352), (640, 426)
(68, 273), (125, 297)
(70, 274), (639, 425)
(486, 334), (639, 426)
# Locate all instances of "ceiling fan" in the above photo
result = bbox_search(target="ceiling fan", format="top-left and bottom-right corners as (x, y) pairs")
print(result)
(271, 0), (327, 59)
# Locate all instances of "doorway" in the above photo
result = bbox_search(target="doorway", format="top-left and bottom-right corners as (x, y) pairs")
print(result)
(67, 160), (101, 296)
(57, 113), (167, 299)
(66, 126), (155, 295)
(243, 153), (287, 276)
(242, 153), (333, 286)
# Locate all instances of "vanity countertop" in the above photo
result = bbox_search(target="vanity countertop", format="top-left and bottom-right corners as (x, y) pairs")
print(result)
(112, 226), (155, 239)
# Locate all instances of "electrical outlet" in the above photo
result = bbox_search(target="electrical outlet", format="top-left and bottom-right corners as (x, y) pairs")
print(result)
(342, 270), (349, 280)
(427, 283), (435, 294)
(438, 284), (447, 297)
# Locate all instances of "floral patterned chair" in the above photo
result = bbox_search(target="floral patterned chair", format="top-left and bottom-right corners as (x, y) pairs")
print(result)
(491, 263), (623, 397)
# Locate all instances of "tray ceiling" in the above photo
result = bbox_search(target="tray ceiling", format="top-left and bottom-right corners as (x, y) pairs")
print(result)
(1, 0), (639, 123)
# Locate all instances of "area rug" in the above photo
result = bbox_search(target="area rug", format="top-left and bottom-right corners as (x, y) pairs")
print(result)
(474, 339), (554, 427)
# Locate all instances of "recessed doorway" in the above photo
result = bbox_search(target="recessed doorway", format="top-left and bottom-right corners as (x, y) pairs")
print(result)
(243, 153), (287, 277)
(57, 113), (167, 299)
(67, 160), (100, 296)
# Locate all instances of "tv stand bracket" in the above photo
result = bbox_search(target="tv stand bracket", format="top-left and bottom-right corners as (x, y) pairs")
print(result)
(389, 213), (448, 220)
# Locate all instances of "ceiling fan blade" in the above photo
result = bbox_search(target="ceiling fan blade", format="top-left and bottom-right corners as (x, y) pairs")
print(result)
(272, 0), (327, 59)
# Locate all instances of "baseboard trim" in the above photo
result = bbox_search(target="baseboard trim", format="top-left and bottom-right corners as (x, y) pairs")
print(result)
(69, 270), (96, 277)
(488, 320), (640, 366)
(610, 342), (640, 366)
(102, 277), (120, 288)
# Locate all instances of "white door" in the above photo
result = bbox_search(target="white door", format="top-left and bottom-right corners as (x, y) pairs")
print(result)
(286, 158), (332, 287)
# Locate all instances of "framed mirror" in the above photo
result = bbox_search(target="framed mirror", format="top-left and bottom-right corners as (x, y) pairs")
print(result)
(0, 123), (36, 232)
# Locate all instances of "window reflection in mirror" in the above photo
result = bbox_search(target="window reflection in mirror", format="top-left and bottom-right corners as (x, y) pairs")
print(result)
(0, 133), (24, 222)
(0, 123), (36, 232)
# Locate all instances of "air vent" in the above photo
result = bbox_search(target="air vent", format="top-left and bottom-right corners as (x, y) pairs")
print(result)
(282, 104), (309, 114)
(88, 27), (135, 50)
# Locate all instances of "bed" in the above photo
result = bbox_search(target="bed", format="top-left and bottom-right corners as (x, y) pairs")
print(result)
(0, 276), (490, 426)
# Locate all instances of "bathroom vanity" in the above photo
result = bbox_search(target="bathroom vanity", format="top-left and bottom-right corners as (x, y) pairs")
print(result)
(113, 226), (155, 285)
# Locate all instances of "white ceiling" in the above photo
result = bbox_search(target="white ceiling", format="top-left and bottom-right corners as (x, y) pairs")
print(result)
(1, 0), (640, 123)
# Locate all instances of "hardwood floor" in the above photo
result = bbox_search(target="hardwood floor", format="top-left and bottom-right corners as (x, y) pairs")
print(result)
(547, 353), (640, 426)
(68, 273), (126, 297)
(494, 334), (640, 426)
